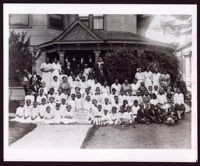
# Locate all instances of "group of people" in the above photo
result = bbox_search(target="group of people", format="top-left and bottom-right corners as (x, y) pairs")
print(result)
(13, 57), (188, 126)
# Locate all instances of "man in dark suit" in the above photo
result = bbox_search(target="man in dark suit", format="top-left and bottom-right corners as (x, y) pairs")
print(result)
(29, 70), (42, 85)
(29, 77), (41, 100)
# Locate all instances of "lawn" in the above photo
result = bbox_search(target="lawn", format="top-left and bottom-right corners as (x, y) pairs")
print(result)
(9, 120), (37, 145)
(81, 113), (191, 149)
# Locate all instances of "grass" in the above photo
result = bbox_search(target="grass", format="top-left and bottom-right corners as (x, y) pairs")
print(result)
(9, 120), (37, 145)
(81, 113), (191, 149)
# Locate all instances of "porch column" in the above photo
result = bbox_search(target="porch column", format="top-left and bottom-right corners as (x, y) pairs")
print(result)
(94, 50), (101, 65)
(58, 51), (65, 67)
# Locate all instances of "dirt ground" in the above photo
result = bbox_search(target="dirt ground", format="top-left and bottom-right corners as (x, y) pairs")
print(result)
(81, 113), (191, 149)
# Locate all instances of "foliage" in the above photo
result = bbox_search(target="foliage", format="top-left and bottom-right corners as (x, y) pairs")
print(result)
(103, 47), (180, 84)
(9, 31), (32, 86)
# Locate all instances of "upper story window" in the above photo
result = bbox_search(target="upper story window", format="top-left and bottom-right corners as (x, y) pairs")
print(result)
(48, 14), (64, 30)
(93, 14), (104, 30)
(79, 14), (89, 27)
(9, 14), (30, 28)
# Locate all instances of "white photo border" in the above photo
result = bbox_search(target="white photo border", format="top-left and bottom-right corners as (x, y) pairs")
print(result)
(3, 3), (197, 162)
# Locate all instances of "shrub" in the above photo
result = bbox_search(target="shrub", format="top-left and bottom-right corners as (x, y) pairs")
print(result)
(103, 46), (179, 84)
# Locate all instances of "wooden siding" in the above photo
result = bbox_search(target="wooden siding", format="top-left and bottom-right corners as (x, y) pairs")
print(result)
(105, 15), (137, 34)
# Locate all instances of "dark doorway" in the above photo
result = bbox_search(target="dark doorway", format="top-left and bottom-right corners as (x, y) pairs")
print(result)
(47, 52), (60, 63)
(64, 50), (95, 72)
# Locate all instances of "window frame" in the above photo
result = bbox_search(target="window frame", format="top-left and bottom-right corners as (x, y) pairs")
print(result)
(92, 15), (104, 30)
(9, 14), (31, 29)
(47, 14), (65, 30)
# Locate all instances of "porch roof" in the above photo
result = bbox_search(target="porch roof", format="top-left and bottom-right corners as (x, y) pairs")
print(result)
(37, 20), (175, 50)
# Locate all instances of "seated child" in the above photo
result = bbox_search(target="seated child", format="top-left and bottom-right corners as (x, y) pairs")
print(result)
(23, 99), (33, 123)
(93, 104), (103, 126)
(135, 103), (150, 124)
(138, 82), (148, 96)
(38, 98), (47, 123)
(150, 93), (158, 106)
(101, 109), (111, 126)
(61, 105), (74, 124)
(124, 106), (134, 125)
(55, 88), (65, 103)
(131, 100), (140, 119)
(165, 105), (178, 125)
(75, 93), (83, 110)
(36, 88), (47, 104)
(157, 89), (170, 111)
(31, 101), (39, 123)
(13, 100), (25, 122)
(67, 93), (76, 112)
(48, 88), (56, 102)
(103, 98), (112, 114)
(44, 105), (54, 124)
(110, 106), (119, 125)
(135, 91), (143, 104)
(142, 91), (151, 105)
(153, 85), (159, 96)
(148, 86), (153, 97)
(25, 90), (35, 105)
(53, 103), (62, 124)
(50, 75), (60, 94)
(173, 88), (186, 119)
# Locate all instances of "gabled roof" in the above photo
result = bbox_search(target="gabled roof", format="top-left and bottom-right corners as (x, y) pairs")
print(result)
(37, 20), (175, 50)
(54, 20), (102, 41)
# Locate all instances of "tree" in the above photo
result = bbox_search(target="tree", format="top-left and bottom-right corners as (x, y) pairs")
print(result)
(9, 31), (41, 87)
(103, 47), (180, 85)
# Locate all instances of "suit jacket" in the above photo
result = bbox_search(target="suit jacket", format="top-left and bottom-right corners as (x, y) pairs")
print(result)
(29, 83), (40, 94)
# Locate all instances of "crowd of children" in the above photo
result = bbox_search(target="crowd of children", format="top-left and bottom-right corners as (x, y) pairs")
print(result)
(12, 58), (187, 126)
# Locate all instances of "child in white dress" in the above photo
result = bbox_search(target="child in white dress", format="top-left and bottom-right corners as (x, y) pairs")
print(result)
(50, 75), (60, 94)
(61, 105), (74, 124)
(31, 101), (39, 123)
(23, 99), (33, 123)
(53, 103), (62, 124)
(13, 101), (25, 123)
(110, 106), (119, 125)
(38, 98), (47, 123)
(94, 104), (103, 126)
(44, 105), (54, 124)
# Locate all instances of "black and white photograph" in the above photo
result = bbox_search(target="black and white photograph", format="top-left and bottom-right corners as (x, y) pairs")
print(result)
(3, 4), (197, 162)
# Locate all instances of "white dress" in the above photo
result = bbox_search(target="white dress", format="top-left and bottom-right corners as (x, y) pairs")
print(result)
(23, 105), (33, 123)
(41, 63), (52, 90)
(144, 71), (153, 89)
(51, 62), (61, 78)
(11, 107), (24, 122)
(111, 83), (121, 95)
(135, 72), (145, 84)
(131, 83), (140, 95)
(152, 73), (161, 88)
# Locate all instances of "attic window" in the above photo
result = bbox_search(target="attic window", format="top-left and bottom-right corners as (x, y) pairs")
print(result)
(48, 14), (64, 30)
(93, 15), (104, 30)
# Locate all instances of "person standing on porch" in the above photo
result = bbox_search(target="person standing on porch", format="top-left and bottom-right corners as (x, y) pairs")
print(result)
(51, 58), (62, 78)
(152, 68), (161, 89)
(135, 67), (145, 85)
(40, 58), (52, 90)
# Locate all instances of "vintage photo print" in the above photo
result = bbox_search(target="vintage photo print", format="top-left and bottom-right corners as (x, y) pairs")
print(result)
(3, 4), (197, 162)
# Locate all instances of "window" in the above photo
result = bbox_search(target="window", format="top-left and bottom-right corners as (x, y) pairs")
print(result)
(79, 14), (89, 27)
(9, 14), (30, 27)
(93, 15), (104, 30)
(48, 14), (64, 30)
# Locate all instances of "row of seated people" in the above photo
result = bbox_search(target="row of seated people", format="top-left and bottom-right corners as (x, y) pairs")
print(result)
(13, 83), (185, 126)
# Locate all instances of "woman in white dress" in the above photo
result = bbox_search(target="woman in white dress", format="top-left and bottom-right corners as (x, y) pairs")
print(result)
(135, 67), (145, 85)
(51, 58), (62, 78)
(40, 58), (52, 90)
(144, 68), (153, 89)
(152, 68), (161, 88)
